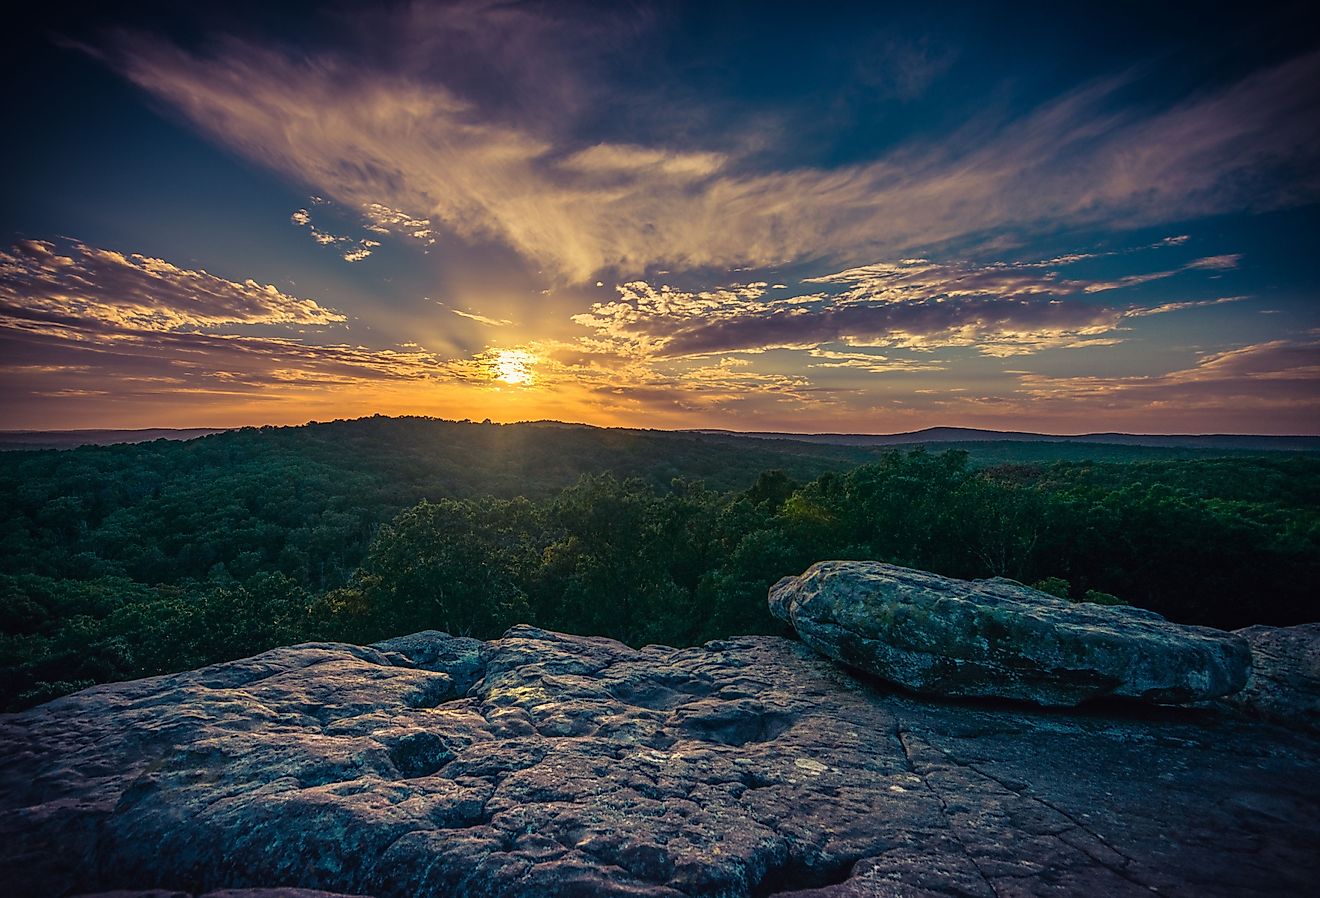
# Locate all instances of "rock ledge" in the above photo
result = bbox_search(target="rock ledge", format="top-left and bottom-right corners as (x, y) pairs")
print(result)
(771, 561), (1250, 706)
(2, 625), (1317, 897)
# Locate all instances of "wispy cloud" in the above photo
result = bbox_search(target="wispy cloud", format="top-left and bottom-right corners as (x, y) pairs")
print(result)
(0, 238), (344, 330)
(0, 236), (849, 425)
(450, 308), (513, 327)
(1015, 340), (1320, 416)
(796, 339), (1320, 434)
(1081, 254), (1241, 293)
(0, 238), (469, 410)
(101, 12), (1320, 281)
(571, 246), (1244, 360)
(1123, 296), (1248, 317)
(289, 207), (382, 262)
(805, 348), (946, 373)
(4, 234), (1308, 432)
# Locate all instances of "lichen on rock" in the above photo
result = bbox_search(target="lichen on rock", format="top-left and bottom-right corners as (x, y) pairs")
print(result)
(770, 561), (1251, 706)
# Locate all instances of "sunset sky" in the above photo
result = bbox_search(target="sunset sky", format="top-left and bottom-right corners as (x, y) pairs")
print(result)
(2, 1), (1318, 434)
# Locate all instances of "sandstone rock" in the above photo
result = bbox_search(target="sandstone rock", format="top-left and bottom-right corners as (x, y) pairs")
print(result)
(2, 626), (1317, 897)
(1225, 623), (1320, 732)
(770, 561), (1250, 706)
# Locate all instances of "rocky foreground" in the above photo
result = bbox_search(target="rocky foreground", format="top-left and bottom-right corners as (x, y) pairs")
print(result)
(2, 620), (1319, 897)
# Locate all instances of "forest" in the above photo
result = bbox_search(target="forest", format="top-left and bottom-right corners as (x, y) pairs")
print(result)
(2, 416), (1317, 710)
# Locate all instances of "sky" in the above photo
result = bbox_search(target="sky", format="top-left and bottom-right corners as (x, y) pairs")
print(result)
(2, 0), (1318, 434)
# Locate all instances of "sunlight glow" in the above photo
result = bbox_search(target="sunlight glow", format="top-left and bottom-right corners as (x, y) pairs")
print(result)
(491, 349), (535, 385)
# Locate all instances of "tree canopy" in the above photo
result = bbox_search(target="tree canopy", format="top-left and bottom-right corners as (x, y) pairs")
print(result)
(2, 418), (1316, 710)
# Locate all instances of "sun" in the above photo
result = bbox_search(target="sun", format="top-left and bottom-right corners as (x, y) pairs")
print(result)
(491, 349), (535, 385)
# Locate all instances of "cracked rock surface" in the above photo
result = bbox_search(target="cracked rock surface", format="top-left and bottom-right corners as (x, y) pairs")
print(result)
(2, 625), (1318, 897)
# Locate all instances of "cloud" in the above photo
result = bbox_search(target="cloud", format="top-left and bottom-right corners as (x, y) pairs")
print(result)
(1081, 254), (1241, 293)
(812, 252), (1241, 301)
(561, 143), (727, 179)
(1015, 340), (1320, 413)
(571, 248), (1243, 360)
(0, 236), (855, 426)
(451, 308), (513, 327)
(0, 238), (344, 331)
(101, 13), (1320, 281)
(0, 236), (810, 426)
(363, 204), (435, 243)
(0, 237), (500, 418)
(578, 355), (818, 415)
(1123, 296), (1247, 317)
(289, 206), (381, 262)
(659, 295), (1122, 358)
(4, 232), (1302, 432)
(806, 348), (946, 373)
(0, 320), (457, 403)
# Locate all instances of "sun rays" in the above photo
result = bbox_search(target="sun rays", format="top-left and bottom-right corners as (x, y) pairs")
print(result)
(491, 350), (536, 386)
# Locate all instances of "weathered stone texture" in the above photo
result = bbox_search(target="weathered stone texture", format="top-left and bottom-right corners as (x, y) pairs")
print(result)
(770, 561), (1250, 706)
(2, 625), (1316, 897)
(1226, 623), (1320, 732)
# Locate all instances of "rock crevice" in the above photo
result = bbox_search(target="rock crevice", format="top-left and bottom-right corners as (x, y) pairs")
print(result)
(1, 623), (1317, 897)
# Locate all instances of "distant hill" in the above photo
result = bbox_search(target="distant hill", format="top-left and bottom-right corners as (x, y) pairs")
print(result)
(0, 428), (225, 451)
(6, 420), (1316, 457)
(692, 426), (1320, 453)
(0, 416), (895, 502)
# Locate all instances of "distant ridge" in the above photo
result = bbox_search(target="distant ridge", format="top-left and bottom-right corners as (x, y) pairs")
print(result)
(4, 419), (1316, 453)
(0, 427), (225, 450)
(690, 426), (1320, 452)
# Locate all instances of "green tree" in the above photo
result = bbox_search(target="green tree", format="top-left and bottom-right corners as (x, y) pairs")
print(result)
(327, 499), (530, 641)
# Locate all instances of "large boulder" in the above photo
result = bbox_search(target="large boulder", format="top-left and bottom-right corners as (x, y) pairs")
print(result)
(2, 626), (1317, 897)
(770, 561), (1250, 706)
(1224, 623), (1320, 732)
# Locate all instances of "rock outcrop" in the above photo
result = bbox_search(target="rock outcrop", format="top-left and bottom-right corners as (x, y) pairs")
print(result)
(2, 625), (1318, 898)
(71, 891), (367, 898)
(770, 561), (1250, 706)
(1225, 623), (1320, 732)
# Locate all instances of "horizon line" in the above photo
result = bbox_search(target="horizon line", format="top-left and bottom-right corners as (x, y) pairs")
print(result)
(2, 417), (1317, 440)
